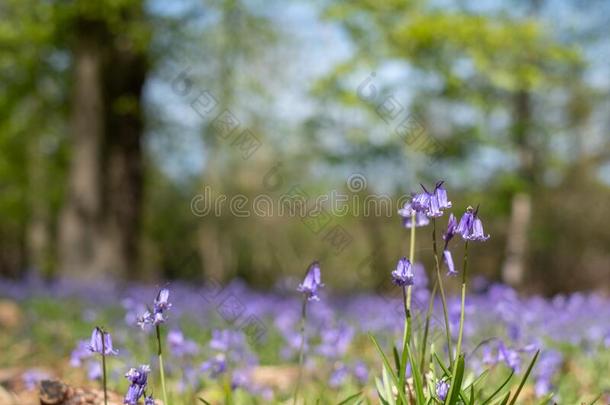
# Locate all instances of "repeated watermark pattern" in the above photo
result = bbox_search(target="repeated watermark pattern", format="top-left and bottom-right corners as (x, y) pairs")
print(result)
(176, 252), (267, 346)
(357, 72), (445, 165)
(171, 66), (262, 160)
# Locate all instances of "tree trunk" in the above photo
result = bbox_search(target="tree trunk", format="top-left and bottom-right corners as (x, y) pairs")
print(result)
(58, 34), (104, 279)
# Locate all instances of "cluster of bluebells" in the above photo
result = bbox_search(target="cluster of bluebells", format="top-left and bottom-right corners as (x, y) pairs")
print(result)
(124, 365), (154, 405)
(396, 181), (490, 280)
(137, 288), (172, 328)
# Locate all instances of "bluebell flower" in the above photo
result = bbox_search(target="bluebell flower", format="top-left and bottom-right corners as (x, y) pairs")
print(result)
(391, 257), (414, 287)
(137, 288), (172, 329)
(434, 181), (452, 210)
(457, 206), (490, 242)
(443, 213), (458, 242)
(144, 395), (155, 405)
(436, 379), (449, 401)
(297, 261), (324, 301)
(400, 206), (430, 228)
(124, 365), (151, 405)
(443, 250), (457, 276)
(410, 191), (430, 213)
(88, 327), (118, 355)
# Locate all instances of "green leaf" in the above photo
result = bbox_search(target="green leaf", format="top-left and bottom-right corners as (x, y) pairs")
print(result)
(337, 392), (363, 405)
(198, 398), (211, 405)
(405, 336), (426, 403)
(370, 334), (408, 405)
(587, 393), (602, 405)
(508, 349), (540, 405)
(498, 391), (511, 405)
(445, 354), (465, 405)
(468, 385), (475, 405)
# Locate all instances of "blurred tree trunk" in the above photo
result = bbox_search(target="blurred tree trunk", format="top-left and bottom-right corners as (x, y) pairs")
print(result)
(26, 137), (52, 278)
(501, 89), (534, 287)
(58, 32), (104, 278)
(59, 9), (148, 279)
(98, 35), (147, 278)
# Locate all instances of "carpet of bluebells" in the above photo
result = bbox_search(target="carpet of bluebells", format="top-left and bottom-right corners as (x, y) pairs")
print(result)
(1, 275), (609, 403)
(1, 183), (609, 404)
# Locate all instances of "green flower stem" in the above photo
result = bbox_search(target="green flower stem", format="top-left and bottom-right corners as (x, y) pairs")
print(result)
(398, 212), (417, 402)
(100, 328), (107, 405)
(419, 277), (438, 376)
(156, 324), (169, 405)
(292, 297), (307, 405)
(432, 218), (453, 367)
(455, 241), (469, 361)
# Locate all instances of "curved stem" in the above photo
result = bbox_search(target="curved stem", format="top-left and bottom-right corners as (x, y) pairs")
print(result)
(455, 241), (469, 360)
(432, 218), (453, 367)
(292, 298), (307, 405)
(156, 324), (169, 405)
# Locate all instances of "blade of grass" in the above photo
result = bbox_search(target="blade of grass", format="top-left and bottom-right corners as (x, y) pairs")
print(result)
(587, 393), (602, 405)
(405, 337), (426, 403)
(337, 392), (363, 405)
(370, 334), (409, 405)
(508, 349), (540, 405)
(445, 354), (465, 405)
(480, 370), (515, 405)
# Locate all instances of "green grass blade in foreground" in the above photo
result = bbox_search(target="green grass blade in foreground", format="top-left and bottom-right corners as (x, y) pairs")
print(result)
(479, 370), (514, 405)
(586, 393), (602, 405)
(370, 334), (408, 405)
(498, 391), (511, 405)
(508, 349), (540, 405)
(445, 354), (465, 405)
(198, 398), (211, 405)
(337, 392), (363, 405)
(405, 336), (426, 403)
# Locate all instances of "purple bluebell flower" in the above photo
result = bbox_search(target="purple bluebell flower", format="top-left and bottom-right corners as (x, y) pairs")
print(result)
(88, 327), (118, 355)
(443, 213), (458, 242)
(401, 209), (430, 228)
(124, 383), (145, 405)
(391, 257), (414, 287)
(137, 288), (172, 328)
(22, 369), (50, 390)
(457, 206), (490, 242)
(297, 261), (323, 301)
(353, 361), (369, 385)
(201, 353), (228, 378)
(70, 340), (92, 367)
(498, 342), (521, 372)
(410, 190), (430, 213)
(87, 362), (102, 381)
(443, 250), (457, 276)
(154, 288), (172, 312)
(124, 365), (150, 405)
(168, 329), (199, 357)
(436, 379), (449, 401)
(144, 395), (155, 405)
(434, 181), (452, 210)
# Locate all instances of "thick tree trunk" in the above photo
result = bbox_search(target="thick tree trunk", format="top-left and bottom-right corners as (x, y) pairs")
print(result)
(58, 34), (104, 278)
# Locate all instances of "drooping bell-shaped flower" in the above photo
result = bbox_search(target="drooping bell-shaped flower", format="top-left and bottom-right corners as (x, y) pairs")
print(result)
(434, 181), (452, 210)
(124, 365), (151, 405)
(391, 257), (414, 287)
(468, 217), (490, 242)
(456, 207), (474, 239)
(457, 206), (490, 242)
(297, 261), (324, 301)
(402, 210), (430, 228)
(88, 327), (118, 356)
(443, 250), (457, 276)
(154, 288), (172, 313)
(443, 213), (458, 242)
(410, 191), (430, 213)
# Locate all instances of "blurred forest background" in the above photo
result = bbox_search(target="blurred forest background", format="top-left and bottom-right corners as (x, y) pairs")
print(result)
(1, 0), (609, 295)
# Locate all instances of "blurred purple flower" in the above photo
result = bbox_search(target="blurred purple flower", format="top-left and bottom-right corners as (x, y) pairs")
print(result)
(168, 329), (199, 357)
(22, 369), (50, 390)
(457, 206), (490, 242)
(297, 261), (323, 301)
(124, 365), (150, 405)
(392, 257), (414, 287)
(436, 379), (449, 401)
(443, 250), (457, 276)
(402, 211), (430, 228)
(88, 327), (118, 355)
